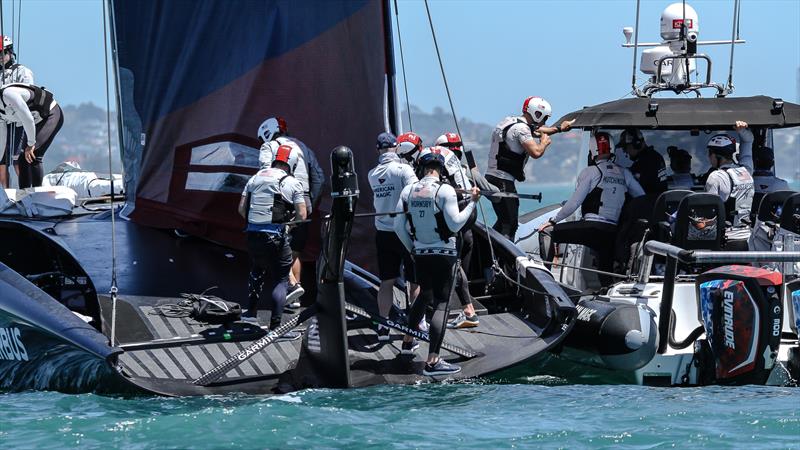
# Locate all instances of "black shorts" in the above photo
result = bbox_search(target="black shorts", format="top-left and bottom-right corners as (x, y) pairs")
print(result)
(289, 222), (309, 252)
(375, 230), (415, 282)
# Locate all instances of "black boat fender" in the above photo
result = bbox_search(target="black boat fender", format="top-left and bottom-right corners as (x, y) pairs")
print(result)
(563, 297), (658, 371)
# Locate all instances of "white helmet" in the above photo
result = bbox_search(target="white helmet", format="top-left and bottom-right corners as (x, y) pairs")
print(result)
(522, 96), (551, 124)
(434, 132), (463, 152)
(0, 35), (12, 53)
(257, 116), (287, 142)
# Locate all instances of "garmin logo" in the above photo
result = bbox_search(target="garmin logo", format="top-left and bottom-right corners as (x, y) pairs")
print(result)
(0, 327), (28, 362)
(723, 291), (735, 350)
(576, 305), (596, 322)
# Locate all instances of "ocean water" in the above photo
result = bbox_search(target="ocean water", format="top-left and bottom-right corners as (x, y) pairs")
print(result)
(1, 379), (797, 449)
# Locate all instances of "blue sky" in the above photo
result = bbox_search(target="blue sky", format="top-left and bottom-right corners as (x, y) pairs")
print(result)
(6, 0), (799, 125)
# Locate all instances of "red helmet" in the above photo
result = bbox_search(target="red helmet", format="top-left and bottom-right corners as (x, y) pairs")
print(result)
(397, 132), (422, 159)
(434, 132), (463, 152)
(589, 132), (614, 159)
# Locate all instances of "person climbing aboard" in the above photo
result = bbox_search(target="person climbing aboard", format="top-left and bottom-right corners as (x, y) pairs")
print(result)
(395, 148), (480, 376)
(485, 96), (574, 240)
(368, 132), (419, 342)
(538, 132), (644, 285)
(0, 35), (33, 189)
(257, 116), (325, 307)
(0, 83), (63, 189)
(238, 144), (306, 339)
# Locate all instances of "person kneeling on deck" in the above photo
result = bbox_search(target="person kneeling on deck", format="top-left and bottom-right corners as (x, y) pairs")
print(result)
(0, 83), (63, 188)
(238, 145), (307, 339)
(538, 132), (644, 285)
(395, 148), (480, 376)
(704, 122), (754, 247)
(368, 132), (419, 341)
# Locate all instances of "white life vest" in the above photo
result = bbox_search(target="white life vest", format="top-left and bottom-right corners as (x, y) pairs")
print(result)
(402, 176), (457, 254)
(581, 162), (628, 223)
(258, 137), (309, 193)
(245, 167), (301, 225)
(720, 165), (755, 226)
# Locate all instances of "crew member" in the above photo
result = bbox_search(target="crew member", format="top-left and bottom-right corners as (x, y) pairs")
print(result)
(616, 128), (667, 196)
(752, 146), (790, 194)
(0, 35), (33, 188)
(395, 148), (480, 376)
(430, 133), (480, 329)
(396, 131), (423, 164)
(485, 96), (574, 240)
(0, 83), (63, 188)
(368, 132), (419, 341)
(538, 132), (644, 285)
(257, 117), (325, 306)
(666, 146), (695, 190)
(238, 144), (306, 338)
(704, 122), (755, 229)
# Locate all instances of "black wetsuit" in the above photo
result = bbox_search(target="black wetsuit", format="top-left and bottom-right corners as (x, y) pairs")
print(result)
(630, 147), (668, 196)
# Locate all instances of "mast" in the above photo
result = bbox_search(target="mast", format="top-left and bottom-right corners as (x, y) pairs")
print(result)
(381, 0), (399, 135)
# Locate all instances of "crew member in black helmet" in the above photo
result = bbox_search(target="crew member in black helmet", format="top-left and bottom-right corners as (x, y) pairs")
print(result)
(395, 148), (480, 376)
(616, 128), (667, 196)
(238, 144), (306, 338)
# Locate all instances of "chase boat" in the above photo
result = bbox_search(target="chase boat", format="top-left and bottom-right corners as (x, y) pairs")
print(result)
(513, 2), (800, 386)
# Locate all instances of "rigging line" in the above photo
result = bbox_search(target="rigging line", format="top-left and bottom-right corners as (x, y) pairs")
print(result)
(1, 0), (5, 86)
(422, 0), (498, 271)
(631, 0), (641, 96)
(726, 0), (740, 93)
(14, 0), (19, 61)
(101, 0), (119, 346)
(393, 0), (413, 131)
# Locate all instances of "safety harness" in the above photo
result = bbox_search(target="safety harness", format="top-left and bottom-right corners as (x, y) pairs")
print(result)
(403, 181), (455, 242)
(495, 118), (529, 181)
(0, 83), (54, 120)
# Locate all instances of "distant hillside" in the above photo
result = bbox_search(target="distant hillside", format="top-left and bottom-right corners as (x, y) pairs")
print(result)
(44, 102), (121, 175)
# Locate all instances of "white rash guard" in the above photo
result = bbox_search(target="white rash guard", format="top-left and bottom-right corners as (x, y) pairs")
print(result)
(394, 175), (476, 255)
(553, 159), (645, 224)
(368, 152), (417, 232)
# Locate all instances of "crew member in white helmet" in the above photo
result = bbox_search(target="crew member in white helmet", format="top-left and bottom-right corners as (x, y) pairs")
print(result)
(0, 83), (63, 188)
(395, 148), (480, 376)
(704, 121), (754, 230)
(752, 146), (790, 194)
(0, 35), (33, 188)
(368, 132), (419, 341)
(538, 132), (644, 285)
(257, 116), (325, 306)
(238, 144), (306, 338)
(485, 96), (574, 240)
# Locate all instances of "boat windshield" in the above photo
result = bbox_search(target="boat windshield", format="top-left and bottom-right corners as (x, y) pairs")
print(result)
(587, 127), (798, 182)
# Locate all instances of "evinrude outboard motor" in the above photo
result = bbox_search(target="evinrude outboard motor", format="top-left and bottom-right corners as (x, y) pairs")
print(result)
(695, 266), (783, 385)
(564, 297), (658, 371)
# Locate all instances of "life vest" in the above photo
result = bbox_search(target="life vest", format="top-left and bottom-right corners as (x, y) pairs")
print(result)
(495, 118), (529, 182)
(403, 178), (454, 243)
(719, 165), (754, 226)
(581, 162), (628, 223)
(247, 170), (297, 226)
(0, 83), (54, 121)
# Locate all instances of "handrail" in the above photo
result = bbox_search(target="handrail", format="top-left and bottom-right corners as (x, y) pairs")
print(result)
(643, 240), (800, 265)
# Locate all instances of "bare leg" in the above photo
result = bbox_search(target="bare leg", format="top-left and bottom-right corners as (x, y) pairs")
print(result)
(0, 165), (7, 188)
(290, 253), (301, 285)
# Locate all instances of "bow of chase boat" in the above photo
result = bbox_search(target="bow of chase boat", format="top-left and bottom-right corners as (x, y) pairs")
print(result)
(512, 2), (800, 386)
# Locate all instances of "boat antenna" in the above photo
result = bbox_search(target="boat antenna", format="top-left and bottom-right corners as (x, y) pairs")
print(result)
(101, 0), (120, 346)
(682, 0), (691, 87)
(393, 0), (413, 131)
(630, 0), (641, 96)
(423, 0), (498, 268)
(725, 0), (741, 94)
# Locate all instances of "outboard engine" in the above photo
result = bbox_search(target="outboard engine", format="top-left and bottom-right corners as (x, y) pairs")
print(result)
(695, 266), (783, 385)
(563, 297), (658, 371)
